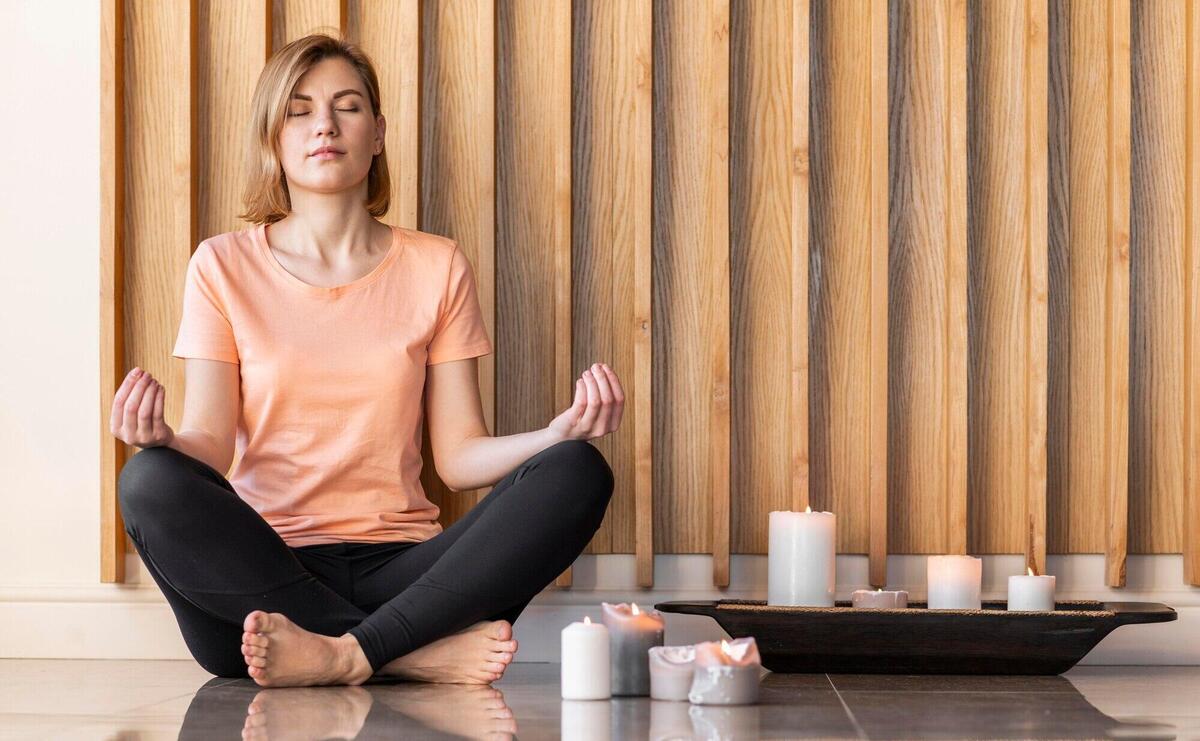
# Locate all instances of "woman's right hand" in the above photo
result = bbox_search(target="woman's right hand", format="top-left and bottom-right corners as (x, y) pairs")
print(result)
(110, 367), (175, 449)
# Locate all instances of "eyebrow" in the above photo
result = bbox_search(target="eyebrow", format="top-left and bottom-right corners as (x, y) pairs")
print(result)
(290, 89), (364, 102)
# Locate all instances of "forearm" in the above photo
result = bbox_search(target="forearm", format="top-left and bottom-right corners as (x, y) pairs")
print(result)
(443, 425), (568, 492)
(164, 429), (230, 477)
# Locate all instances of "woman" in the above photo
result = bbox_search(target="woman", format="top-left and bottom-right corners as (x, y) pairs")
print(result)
(112, 33), (621, 689)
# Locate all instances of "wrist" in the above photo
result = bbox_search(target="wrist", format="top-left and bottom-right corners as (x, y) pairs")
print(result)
(543, 425), (571, 446)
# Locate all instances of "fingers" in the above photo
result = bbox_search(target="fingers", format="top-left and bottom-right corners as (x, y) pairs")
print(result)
(122, 372), (154, 439)
(137, 377), (158, 439)
(599, 364), (624, 430)
(110, 368), (143, 433)
(576, 369), (602, 434)
(588, 363), (614, 432)
(151, 382), (168, 441)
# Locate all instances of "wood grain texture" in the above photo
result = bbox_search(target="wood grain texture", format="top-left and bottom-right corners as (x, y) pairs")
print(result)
(966, 0), (1048, 572)
(1187, 0), (1200, 585)
(1046, 0), (1131, 586)
(573, 0), (655, 585)
(809, 0), (886, 557)
(887, 0), (968, 560)
(729, 0), (810, 564)
(419, 0), (496, 528)
(274, 0), (346, 50)
(1130, 0), (1188, 556)
(100, 0), (126, 583)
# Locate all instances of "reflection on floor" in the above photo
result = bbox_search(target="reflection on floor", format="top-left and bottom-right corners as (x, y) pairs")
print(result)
(1, 660), (1198, 740)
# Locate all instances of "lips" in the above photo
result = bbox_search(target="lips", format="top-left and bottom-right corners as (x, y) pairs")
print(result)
(310, 147), (344, 156)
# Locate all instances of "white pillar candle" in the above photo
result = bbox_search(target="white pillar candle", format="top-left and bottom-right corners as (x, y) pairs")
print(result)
(852, 587), (908, 608)
(768, 506), (836, 606)
(926, 555), (982, 609)
(601, 601), (665, 696)
(648, 644), (696, 701)
(561, 615), (611, 700)
(1007, 567), (1056, 611)
(687, 637), (762, 706)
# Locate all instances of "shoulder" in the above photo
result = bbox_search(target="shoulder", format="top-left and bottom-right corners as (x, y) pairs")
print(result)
(396, 227), (466, 277)
(189, 226), (258, 277)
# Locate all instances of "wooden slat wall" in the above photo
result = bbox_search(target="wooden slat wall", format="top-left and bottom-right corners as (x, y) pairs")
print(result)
(887, 0), (968, 567)
(808, 0), (887, 565)
(1047, 0), (1131, 586)
(101, 0), (1200, 588)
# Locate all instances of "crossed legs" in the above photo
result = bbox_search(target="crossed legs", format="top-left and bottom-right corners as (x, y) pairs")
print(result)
(117, 439), (614, 685)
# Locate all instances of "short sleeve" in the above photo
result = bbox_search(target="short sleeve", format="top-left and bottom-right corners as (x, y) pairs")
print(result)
(171, 242), (240, 364)
(427, 244), (493, 365)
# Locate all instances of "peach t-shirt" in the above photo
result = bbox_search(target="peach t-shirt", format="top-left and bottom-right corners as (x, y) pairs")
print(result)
(171, 223), (493, 547)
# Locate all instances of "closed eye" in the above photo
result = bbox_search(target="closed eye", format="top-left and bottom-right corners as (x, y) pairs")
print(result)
(288, 108), (359, 116)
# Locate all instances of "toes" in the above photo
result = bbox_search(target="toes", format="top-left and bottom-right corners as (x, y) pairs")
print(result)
(244, 610), (270, 634)
(488, 620), (512, 641)
(242, 644), (267, 658)
(247, 655), (267, 668)
(490, 651), (513, 665)
(243, 631), (268, 648)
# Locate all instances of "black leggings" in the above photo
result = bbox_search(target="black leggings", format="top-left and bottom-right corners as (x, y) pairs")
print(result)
(116, 438), (614, 677)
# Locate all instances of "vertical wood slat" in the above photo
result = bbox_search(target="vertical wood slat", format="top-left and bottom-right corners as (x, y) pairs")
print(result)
(549, 0), (575, 589)
(275, 0), (347, 49)
(1104, 0), (1132, 587)
(789, 0), (811, 515)
(1025, 0), (1049, 578)
(632, 0), (655, 588)
(967, 0), (1047, 572)
(709, 0), (732, 588)
(1186, 0), (1200, 585)
(866, 0), (889, 587)
(100, 0), (126, 583)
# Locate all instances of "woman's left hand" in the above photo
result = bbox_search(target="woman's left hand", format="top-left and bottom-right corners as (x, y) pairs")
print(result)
(548, 362), (624, 442)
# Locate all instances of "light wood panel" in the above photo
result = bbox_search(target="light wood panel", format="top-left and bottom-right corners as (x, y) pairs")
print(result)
(419, 0), (496, 529)
(1046, 0), (1131, 586)
(100, 0), (127, 583)
(1129, 0), (1197, 578)
(887, 0), (968, 564)
(1187, 0), (1200, 586)
(274, 0), (346, 51)
(651, 0), (731, 584)
(728, 0), (811, 569)
(809, 0), (887, 565)
(573, 0), (655, 586)
(967, 0), (1048, 575)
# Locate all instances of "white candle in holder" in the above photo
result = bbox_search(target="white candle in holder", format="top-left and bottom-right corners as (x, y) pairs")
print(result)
(927, 555), (982, 609)
(688, 637), (762, 705)
(1007, 567), (1056, 611)
(601, 601), (664, 696)
(649, 644), (696, 701)
(561, 615), (610, 700)
(852, 587), (908, 608)
(768, 506), (836, 606)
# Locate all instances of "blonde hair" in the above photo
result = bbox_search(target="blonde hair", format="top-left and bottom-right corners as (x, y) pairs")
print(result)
(238, 32), (391, 225)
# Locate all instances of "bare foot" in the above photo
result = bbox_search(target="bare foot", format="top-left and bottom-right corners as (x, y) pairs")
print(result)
(240, 610), (373, 688)
(377, 620), (519, 685)
(241, 686), (372, 740)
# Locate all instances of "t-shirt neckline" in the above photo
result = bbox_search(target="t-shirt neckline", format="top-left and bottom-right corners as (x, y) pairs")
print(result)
(254, 221), (403, 297)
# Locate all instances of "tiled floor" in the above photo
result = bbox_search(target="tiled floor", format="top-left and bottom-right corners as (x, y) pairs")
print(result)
(1, 660), (1198, 740)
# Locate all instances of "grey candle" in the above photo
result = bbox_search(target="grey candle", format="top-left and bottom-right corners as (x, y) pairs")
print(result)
(600, 601), (664, 696)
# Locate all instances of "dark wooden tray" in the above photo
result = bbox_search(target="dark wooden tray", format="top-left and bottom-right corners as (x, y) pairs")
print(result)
(653, 599), (1177, 675)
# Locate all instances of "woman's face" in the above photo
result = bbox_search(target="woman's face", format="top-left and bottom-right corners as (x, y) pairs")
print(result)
(277, 56), (384, 197)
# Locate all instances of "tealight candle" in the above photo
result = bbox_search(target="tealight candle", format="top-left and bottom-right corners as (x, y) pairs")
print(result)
(927, 555), (982, 609)
(687, 637), (762, 705)
(768, 506), (836, 606)
(1007, 566), (1056, 611)
(648, 644), (696, 701)
(601, 601), (665, 695)
(561, 615), (610, 700)
(851, 587), (908, 608)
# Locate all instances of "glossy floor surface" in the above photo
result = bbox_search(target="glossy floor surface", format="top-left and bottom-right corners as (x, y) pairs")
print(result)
(1, 660), (1198, 740)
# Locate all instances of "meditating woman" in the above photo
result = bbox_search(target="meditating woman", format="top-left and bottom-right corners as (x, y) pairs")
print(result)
(112, 33), (620, 689)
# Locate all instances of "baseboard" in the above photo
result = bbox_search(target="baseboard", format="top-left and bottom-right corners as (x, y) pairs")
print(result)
(3, 554), (1197, 665)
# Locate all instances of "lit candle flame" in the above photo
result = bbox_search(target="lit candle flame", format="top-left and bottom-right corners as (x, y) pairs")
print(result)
(720, 639), (731, 655)
(583, 615), (591, 624)
(805, 505), (811, 513)
(632, 602), (640, 615)
(1027, 566), (1035, 577)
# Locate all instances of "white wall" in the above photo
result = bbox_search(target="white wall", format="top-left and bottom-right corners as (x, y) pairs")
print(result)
(1, 1), (1196, 667)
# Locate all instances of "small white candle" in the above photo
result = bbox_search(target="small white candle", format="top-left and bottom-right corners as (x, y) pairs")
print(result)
(601, 601), (664, 696)
(1007, 566), (1056, 611)
(768, 506), (836, 606)
(852, 587), (908, 608)
(687, 637), (762, 705)
(648, 644), (696, 701)
(927, 555), (982, 609)
(561, 615), (610, 700)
